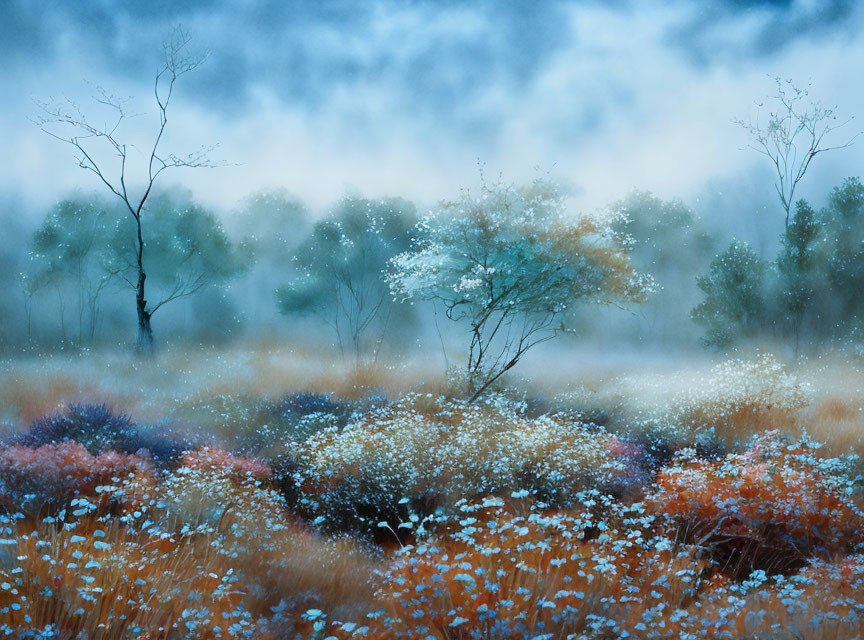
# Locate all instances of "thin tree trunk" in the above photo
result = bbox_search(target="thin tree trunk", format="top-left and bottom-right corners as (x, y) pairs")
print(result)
(136, 273), (154, 354)
(468, 356), (519, 404)
(24, 294), (34, 347)
(134, 215), (154, 355)
(56, 286), (67, 344)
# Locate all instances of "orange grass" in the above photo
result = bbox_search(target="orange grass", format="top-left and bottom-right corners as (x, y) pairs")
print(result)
(0, 466), (380, 638)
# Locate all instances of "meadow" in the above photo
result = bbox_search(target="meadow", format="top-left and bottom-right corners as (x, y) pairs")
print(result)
(0, 345), (862, 639)
(6, 1), (864, 638)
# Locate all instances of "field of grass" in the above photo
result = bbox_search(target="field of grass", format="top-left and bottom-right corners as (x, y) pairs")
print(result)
(0, 345), (863, 638)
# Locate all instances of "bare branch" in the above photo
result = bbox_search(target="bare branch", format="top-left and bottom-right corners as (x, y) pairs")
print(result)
(33, 25), (214, 352)
(736, 76), (860, 228)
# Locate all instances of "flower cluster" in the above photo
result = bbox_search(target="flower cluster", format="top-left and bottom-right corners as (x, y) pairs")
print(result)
(290, 394), (636, 535)
(649, 430), (864, 578)
(559, 354), (812, 464)
(181, 446), (272, 482)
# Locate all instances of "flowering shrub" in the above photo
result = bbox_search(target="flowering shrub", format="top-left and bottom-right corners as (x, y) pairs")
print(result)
(290, 394), (638, 536)
(0, 442), (154, 516)
(578, 353), (813, 464)
(665, 354), (810, 440)
(649, 430), (864, 579)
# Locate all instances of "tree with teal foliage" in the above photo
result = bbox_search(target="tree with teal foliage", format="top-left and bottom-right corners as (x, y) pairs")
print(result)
(277, 196), (417, 364)
(389, 178), (655, 401)
(691, 240), (768, 350)
(776, 199), (822, 351)
(610, 191), (716, 342)
(820, 176), (864, 333)
(106, 190), (249, 339)
(26, 197), (115, 345)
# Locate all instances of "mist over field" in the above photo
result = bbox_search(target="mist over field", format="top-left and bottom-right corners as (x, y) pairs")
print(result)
(3, 2), (864, 638)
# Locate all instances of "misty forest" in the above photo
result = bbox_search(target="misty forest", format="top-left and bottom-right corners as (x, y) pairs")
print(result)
(4, 1), (864, 638)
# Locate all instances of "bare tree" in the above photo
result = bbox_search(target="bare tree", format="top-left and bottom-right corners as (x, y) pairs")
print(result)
(736, 77), (859, 229)
(34, 26), (215, 354)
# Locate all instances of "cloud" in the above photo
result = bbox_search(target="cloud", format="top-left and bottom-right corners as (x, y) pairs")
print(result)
(667, 0), (858, 66)
(2, 0), (863, 250)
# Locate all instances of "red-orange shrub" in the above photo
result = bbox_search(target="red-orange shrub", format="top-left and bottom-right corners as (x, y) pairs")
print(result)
(648, 430), (864, 578)
(0, 441), (154, 515)
(181, 446), (272, 482)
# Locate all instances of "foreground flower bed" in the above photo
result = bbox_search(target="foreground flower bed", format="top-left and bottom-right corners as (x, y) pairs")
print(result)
(0, 359), (861, 639)
(0, 460), (375, 638)
(355, 495), (864, 639)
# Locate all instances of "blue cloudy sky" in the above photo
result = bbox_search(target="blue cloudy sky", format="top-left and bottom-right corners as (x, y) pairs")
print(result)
(3, 0), (863, 231)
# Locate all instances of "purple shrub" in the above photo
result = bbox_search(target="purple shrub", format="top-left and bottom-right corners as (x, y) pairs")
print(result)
(23, 403), (137, 455)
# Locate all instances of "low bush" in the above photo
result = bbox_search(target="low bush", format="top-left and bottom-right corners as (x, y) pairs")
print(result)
(169, 391), (346, 457)
(271, 391), (343, 418)
(0, 441), (154, 516)
(181, 446), (272, 483)
(648, 430), (864, 579)
(22, 403), (137, 455)
(665, 354), (810, 443)
(127, 423), (195, 466)
(566, 354), (813, 466)
(289, 394), (640, 537)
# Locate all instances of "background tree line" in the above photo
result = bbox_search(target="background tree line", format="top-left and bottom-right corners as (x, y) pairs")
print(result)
(693, 176), (864, 352)
(5, 26), (863, 372)
(8, 172), (864, 362)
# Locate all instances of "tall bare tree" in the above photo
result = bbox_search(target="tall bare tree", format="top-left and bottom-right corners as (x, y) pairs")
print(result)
(34, 26), (214, 353)
(736, 77), (858, 229)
